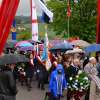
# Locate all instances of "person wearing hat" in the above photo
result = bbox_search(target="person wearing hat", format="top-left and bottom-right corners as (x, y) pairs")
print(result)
(49, 64), (67, 100)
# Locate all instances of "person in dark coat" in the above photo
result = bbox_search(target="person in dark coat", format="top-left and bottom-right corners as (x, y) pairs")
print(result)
(24, 62), (34, 91)
(37, 63), (47, 90)
(0, 64), (17, 100)
(49, 61), (57, 75)
(66, 59), (80, 100)
(24, 53), (34, 91)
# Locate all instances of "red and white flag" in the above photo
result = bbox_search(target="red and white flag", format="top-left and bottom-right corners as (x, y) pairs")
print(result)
(31, 0), (38, 42)
(67, 0), (71, 17)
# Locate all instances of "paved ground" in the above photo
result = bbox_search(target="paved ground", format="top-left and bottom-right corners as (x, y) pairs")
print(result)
(16, 81), (100, 100)
(16, 81), (66, 100)
(16, 81), (47, 100)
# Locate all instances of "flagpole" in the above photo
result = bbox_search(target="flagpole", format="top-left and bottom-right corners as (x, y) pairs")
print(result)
(68, 16), (70, 39)
(67, 0), (70, 39)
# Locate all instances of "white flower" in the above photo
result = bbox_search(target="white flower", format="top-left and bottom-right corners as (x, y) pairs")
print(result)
(80, 83), (83, 86)
(81, 87), (84, 89)
(73, 85), (77, 89)
(74, 83), (78, 85)
(76, 75), (79, 78)
(76, 88), (78, 91)
(84, 77), (88, 80)
(70, 77), (73, 80)
(75, 80), (78, 82)
(69, 86), (71, 88)
(78, 70), (83, 74)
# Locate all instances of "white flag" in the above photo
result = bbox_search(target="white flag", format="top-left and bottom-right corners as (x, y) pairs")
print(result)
(37, 0), (53, 22)
(31, 0), (38, 41)
(45, 26), (52, 70)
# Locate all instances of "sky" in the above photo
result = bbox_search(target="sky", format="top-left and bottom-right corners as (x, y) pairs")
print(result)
(17, 0), (31, 16)
(0, 0), (43, 16)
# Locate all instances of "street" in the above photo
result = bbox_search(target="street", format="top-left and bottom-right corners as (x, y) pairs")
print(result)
(16, 81), (100, 100)
(16, 81), (67, 100)
(16, 81), (47, 100)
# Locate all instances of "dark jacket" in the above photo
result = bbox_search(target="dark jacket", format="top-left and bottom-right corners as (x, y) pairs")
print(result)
(65, 65), (79, 81)
(25, 62), (34, 78)
(0, 70), (17, 96)
(37, 64), (47, 80)
(97, 63), (100, 78)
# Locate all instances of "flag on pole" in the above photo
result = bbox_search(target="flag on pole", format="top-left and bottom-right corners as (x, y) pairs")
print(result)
(96, 0), (100, 44)
(41, 25), (51, 70)
(67, 0), (71, 17)
(31, 0), (38, 42)
(41, 28), (48, 61)
(11, 19), (17, 40)
(37, 0), (53, 23)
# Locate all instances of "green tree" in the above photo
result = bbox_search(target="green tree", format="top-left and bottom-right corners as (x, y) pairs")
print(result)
(47, 0), (97, 42)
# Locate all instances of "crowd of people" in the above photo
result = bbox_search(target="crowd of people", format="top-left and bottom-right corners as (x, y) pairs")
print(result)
(0, 48), (100, 100)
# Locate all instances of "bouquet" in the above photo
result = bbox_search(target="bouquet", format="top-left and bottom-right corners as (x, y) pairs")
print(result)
(68, 70), (90, 100)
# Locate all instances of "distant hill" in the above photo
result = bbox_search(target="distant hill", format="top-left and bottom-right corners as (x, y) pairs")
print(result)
(15, 16), (57, 40)
(15, 16), (42, 24)
(15, 16), (31, 24)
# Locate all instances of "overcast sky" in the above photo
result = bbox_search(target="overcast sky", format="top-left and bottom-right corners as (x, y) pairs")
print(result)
(17, 0), (31, 16)
(17, 0), (43, 16)
(0, 0), (42, 16)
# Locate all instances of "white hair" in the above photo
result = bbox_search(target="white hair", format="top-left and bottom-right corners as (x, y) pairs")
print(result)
(89, 57), (96, 61)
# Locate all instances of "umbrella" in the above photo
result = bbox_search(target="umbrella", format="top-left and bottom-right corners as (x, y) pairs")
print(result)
(0, 54), (29, 65)
(16, 54), (29, 62)
(17, 46), (34, 51)
(50, 40), (64, 46)
(15, 41), (33, 47)
(15, 41), (34, 51)
(5, 40), (17, 48)
(84, 44), (100, 53)
(71, 40), (90, 47)
(49, 41), (73, 52)
(65, 48), (84, 54)
(28, 40), (42, 44)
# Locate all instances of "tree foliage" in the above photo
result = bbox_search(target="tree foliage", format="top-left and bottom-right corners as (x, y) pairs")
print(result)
(47, 0), (97, 42)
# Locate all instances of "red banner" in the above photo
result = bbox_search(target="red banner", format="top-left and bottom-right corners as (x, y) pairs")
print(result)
(96, 0), (100, 43)
(0, 0), (20, 54)
(0, 0), (10, 38)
